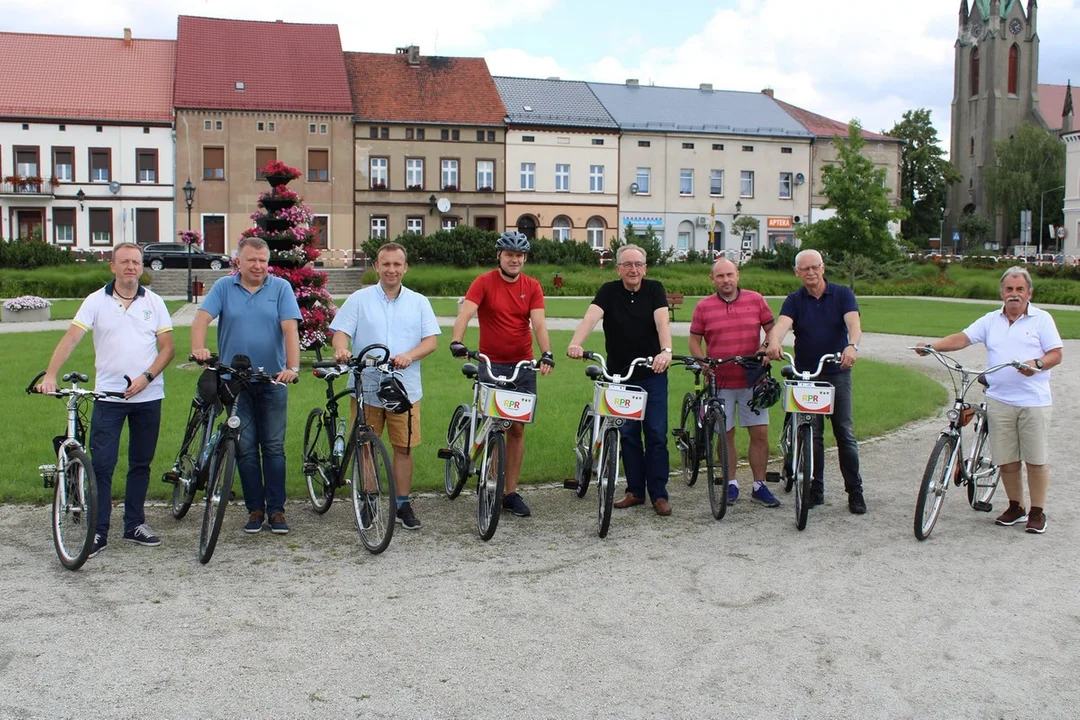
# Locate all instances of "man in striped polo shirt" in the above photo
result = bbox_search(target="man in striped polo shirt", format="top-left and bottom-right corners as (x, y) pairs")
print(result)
(688, 257), (781, 508)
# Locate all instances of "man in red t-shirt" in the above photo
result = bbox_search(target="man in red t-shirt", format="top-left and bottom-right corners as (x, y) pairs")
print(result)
(450, 231), (554, 518)
(689, 258), (780, 508)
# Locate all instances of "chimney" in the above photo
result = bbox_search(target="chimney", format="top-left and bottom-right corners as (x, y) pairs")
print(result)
(396, 45), (420, 65)
(123, 27), (132, 45)
(699, 83), (713, 92)
(761, 87), (775, 98)
(626, 78), (639, 86)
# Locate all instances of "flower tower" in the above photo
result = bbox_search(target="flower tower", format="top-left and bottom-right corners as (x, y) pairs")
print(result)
(245, 161), (336, 355)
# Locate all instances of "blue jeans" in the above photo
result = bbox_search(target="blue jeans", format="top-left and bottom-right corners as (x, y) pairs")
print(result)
(89, 399), (162, 537)
(619, 372), (670, 503)
(810, 371), (863, 493)
(235, 382), (289, 515)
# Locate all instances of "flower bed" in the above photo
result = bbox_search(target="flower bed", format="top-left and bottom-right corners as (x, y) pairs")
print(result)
(2, 295), (52, 322)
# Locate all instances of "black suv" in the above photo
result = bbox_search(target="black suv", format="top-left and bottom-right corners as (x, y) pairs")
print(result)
(142, 243), (231, 271)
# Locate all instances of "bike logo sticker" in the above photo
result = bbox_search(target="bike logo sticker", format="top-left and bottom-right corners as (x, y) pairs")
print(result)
(479, 385), (536, 423)
(599, 386), (646, 419)
(782, 383), (834, 414)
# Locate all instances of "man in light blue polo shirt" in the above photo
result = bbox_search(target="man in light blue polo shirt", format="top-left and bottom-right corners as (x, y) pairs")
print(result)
(331, 242), (440, 529)
(192, 237), (302, 535)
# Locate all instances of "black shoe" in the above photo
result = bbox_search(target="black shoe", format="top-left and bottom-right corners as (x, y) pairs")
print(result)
(396, 502), (421, 530)
(848, 491), (867, 515)
(808, 484), (824, 507)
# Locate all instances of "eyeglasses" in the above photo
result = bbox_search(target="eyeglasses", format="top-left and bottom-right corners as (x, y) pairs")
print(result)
(618, 261), (646, 268)
(796, 264), (823, 273)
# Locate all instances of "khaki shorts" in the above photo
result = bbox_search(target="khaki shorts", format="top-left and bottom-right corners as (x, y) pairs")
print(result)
(351, 397), (422, 449)
(985, 398), (1051, 466)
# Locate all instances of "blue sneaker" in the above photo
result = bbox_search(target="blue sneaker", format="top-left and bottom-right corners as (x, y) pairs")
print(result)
(752, 483), (782, 508)
(727, 483), (739, 504)
(268, 512), (290, 535)
(502, 492), (531, 517)
(122, 523), (162, 547)
(89, 533), (107, 558)
(244, 510), (265, 534)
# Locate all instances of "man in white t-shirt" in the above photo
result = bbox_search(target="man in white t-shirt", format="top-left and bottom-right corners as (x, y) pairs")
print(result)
(38, 243), (175, 556)
(917, 266), (1063, 534)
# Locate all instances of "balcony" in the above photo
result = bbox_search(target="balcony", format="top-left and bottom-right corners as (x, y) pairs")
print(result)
(0, 178), (58, 197)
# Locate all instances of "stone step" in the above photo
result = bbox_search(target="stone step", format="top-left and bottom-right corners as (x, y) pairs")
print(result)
(148, 268), (367, 297)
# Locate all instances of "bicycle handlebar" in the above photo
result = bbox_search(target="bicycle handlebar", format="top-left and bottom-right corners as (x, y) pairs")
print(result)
(909, 346), (1034, 377)
(465, 350), (538, 384)
(779, 351), (842, 381)
(580, 351), (652, 384)
(311, 343), (394, 380)
(25, 370), (127, 399)
(671, 352), (766, 372)
(191, 355), (297, 384)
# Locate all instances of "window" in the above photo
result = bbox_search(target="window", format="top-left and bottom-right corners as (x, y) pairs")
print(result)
(312, 216), (329, 248)
(555, 164), (570, 192)
(204, 120), (212, 131)
(742, 145), (754, 152)
(442, 217), (459, 231)
(1008, 44), (1019, 94)
(969, 137), (975, 156)
(522, 136), (535, 143)
(417, 128), (425, 140)
(135, 208), (159, 244)
(635, 167), (650, 194)
(370, 157), (388, 189)
(441, 129), (450, 141)
(143, 126), (150, 134)
(96, 125), (103, 132)
(215, 120), (223, 131)
(406, 158), (424, 189)
(712, 143), (724, 151)
(406, 217), (423, 235)
(255, 148), (276, 179)
(203, 147), (224, 180)
(89, 148), (111, 182)
(781, 147), (793, 154)
(308, 149), (329, 182)
(740, 170), (754, 197)
(552, 216), (572, 242)
(682, 142), (695, 149)
(586, 217), (606, 249)
(678, 229), (691, 250)
(54, 208), (75, 244)
(257, 121), (265, 132)
(89, 208), (112, 245)
(680, 169), (693, 196)
(379, 127), (388, 139)
(406, 128), (414, 140)
(136, 149), (157, 183)
(267, 122), (275, 132)
(476, 160), (494, 191)
(53, 148), (73, 182)
(589, 165), (604, 193)
(476, 130), (485, 142)
(487, 131), (495, 142)
(15, 147), (39, 179)
(779, 172), (793, 199)
(441, 159), (459, 190)
(320, 124), (327, 134)
(451, 129), (460, 141)
(638, 140), (651, 147)
(370, 127), (378, 139)
(970, 46), (980, 95)
(309, 123), (317, 133)
(710, 169), (723, 196)
(520, 162), (535, 190)
(59, 124), (66, 131)
(592, 138), (604, 145)
(370, 217), (388, 240)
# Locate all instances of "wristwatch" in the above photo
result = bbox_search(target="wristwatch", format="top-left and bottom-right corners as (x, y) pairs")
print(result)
(1034, 359), (1044, 370)
(288, 366), (300, 373)
(661, 347), (672, 354)
(847, 343), (859, 352)
(143, 371), (155, 382)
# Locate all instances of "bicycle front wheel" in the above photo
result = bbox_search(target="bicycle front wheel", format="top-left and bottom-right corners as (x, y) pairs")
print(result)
(574, 404), (594, 498)
(706, 403), (730, 521)
(198, 437), (236, 564)
(966, 418), (1000, 509)
(597, 428), (619, 538)
(444, 404), (470, 499)
(477, 431), (506, 541)
(53, 448), (97, 571)
(302, 408), (335, 514)
(915, 434), (957, 541)
(351, 431), (395, 554)
(677, 393), (699, 486)
(795, 424), (813, 531)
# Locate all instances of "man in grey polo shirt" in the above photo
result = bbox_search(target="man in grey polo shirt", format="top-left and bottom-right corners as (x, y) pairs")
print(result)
(917, 266), (1063, 534)
(192, 237), (302, 535)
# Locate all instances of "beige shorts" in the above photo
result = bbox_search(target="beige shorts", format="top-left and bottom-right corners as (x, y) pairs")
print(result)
(985, 398), (1051, 466)
(351, 397), (422, 449)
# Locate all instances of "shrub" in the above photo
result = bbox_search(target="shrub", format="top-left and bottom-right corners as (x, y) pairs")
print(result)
(0, 239), (77, 269)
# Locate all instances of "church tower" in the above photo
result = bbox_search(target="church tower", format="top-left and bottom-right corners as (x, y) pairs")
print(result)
(948, 0), (1041, 245)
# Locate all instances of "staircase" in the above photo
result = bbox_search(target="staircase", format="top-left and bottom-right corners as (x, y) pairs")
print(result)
(147, 268), (368, 298)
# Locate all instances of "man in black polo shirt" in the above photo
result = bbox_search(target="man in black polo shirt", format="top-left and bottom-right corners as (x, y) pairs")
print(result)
(765, 249), (867, 514)
(567, 244), (675, 515)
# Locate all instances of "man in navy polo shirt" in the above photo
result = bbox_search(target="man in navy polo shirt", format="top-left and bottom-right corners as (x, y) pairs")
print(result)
(192, 237), (301, 534)
(765, 249), (866, 514)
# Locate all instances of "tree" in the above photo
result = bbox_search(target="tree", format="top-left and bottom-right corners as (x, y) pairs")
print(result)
(956, 213), (993, 252)
(885, 108), (961, 241)
(730, 216), (760, 237)
(798, 119), (907, 287)
(614, 223), (665, 266)
(984, 122), (1066, 246)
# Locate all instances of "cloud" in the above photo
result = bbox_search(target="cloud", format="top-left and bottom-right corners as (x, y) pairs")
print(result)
(485, 48), (574, 80)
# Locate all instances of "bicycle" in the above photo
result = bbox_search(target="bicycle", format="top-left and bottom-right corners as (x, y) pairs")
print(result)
(300, 343), (397, 554)
(774, 351), (843, 530)
(572, 352), (651, 537)
(911, 346), (1028, 540)
(162, 368), (223, 520)
(27, 370), (126, 570)
(670, 353), (766, 520)
(438, 349), (538, 541)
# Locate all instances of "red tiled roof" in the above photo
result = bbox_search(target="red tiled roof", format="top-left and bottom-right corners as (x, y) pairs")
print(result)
(0, 31), (175, 123)
(1038, 83), (1077, 131)
(174, 16), (352, 114)
(774, 98), (896, 142)
(344, 51), (506, 125)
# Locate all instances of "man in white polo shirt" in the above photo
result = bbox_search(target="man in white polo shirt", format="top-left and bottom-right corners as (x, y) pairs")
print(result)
(330, 242), (440, 529)
(917, 266), (1063, 534)
(38, 242), (175, 556)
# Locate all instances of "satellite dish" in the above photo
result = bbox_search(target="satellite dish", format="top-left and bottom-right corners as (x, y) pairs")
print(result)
(436, 197), (451, 213)
(794, 173), (805, 186)
(108, 180), (121, 194)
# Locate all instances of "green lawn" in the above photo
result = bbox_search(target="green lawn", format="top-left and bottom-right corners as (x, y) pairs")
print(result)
(1, 328), (943, 504)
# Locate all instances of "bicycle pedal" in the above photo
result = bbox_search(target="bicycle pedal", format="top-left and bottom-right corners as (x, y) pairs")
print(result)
(436, 448), (452, 460)
(972, 501), (993, 512)
(162, 470), (180, 485)
(563, 479), (579, 490)
(671, 429), (686, 439)
(764, 471), (782, 483)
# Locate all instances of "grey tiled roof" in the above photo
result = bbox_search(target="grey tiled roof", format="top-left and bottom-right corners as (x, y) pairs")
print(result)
(493, 76), (618, 129)
(586, 81), (813, 138)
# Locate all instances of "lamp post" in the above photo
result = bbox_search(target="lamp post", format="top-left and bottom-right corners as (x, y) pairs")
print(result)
(183, 178), (196, 302)
(1038, 185), (1065, 256)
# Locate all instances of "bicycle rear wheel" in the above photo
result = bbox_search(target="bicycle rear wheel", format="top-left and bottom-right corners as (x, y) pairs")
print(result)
(198, 437), (236, 564)
(171, 407), (207, 520)
(444, 404), (470, 499)
(302, 408), (335, 514)
(574, 404), (594, 498)
(966, 418), (1000, 509)
(705, 403), (730, 521)
(597, 428), (619, 538)
(677, 393), (699, 486)
(795, 425), (813, 531)
(477, 431), (506, 541)
(915, 434), (957, 541)
(351, 431), (395, 554)
(781, 413), (795, 493)
(53, 448), (97, 571)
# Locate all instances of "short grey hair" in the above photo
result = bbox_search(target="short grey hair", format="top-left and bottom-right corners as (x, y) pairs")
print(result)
(616, 244), (646, 264)
(1000, 266), (1032, 291)
(238, 236), (269, 253)
(111, 242), (143, 261)
(794, 249), (822, 268)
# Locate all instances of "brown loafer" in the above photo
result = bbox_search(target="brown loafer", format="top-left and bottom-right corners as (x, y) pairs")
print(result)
(614, 493), (645, 509)
(654, 498), (672, 516)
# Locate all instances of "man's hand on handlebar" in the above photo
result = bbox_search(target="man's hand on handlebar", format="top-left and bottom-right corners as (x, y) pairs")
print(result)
(539, 351), (555, 376)
(450, 341), (468, 358)
(192, 347), (212, 362)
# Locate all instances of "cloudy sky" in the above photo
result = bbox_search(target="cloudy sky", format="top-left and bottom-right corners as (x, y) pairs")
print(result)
(3, 0), (1078, 148)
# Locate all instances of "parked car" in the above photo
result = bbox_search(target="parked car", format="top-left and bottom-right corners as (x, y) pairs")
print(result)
(142, 243), (230, 271)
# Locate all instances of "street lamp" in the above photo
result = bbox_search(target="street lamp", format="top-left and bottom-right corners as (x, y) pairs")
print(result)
(1038, 184), (1065, 255)
(183, 178), (196, 302)
(733, 200), (742, 220)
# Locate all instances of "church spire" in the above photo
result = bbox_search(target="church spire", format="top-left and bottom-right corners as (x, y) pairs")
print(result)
(1065, 80), (1074, 117)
